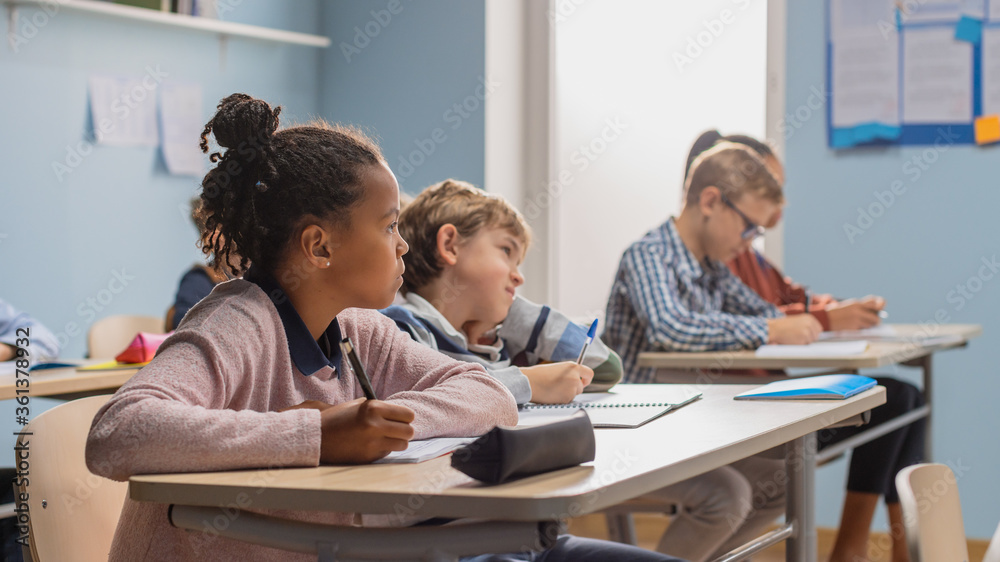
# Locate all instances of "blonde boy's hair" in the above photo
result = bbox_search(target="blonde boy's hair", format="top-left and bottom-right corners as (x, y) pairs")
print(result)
(398, 179), (532, 294)
(684, 142), (783, 207)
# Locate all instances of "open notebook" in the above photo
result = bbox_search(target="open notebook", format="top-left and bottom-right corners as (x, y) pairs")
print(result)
(518, 385), (702, 429)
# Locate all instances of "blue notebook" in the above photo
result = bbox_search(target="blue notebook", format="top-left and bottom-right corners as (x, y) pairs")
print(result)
(734, 374), (877, 400)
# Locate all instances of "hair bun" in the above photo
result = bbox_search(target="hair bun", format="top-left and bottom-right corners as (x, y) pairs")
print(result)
(201, 93), (281, 158)
(684, 129), (724, 181)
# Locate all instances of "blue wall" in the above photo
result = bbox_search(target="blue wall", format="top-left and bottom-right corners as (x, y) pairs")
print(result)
(785, 3), (1000, 538)
(0, 0), (323, 360)
(0, 0), (324, 458)
(0, 0), (487, 458)
(319, 0), (486, 196)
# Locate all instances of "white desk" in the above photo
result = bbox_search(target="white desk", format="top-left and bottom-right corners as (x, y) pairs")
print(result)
(638, 324), (981, 460)
(130, 384), (886, 561)
(0, 364), (139, 401)
(637, 324), (980, 371)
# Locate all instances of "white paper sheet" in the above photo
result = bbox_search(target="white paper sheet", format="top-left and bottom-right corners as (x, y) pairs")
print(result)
(755, 341), (869, 358)
(982, 28), (1000, 115)
(830, 0), (900, 127)
(375, 437), (476, 464)
(818, 325), (899, 341)
(159, 83), (205, 176)
(902, 27), (974, 124)
(830, 0), (897, 40)
(88, 75), (159, 147)
(832, 35), (901, 127)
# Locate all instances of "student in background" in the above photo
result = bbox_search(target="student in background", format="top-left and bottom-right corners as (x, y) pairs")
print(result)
(0, 298), (59, 561)
(604, 142), (820, 383)
(383, 179), (619, 405)
(684, 130), (885, 332)
(0, 298), (59, 361)
(387, 179), (751, 562)
(604, 143), (802, 559)
(164, 197), (234, 331)
(86, 94), (681, 562)
(685, 131), (923, 562)
(1, 300), (59, 561)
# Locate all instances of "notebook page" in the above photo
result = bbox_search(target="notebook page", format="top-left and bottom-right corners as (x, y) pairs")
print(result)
(375, 437), (477, 464)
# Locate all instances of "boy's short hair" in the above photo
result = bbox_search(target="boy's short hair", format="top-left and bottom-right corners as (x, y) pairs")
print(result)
(684, 142), (783, 207)
(398, 179), (532, 294)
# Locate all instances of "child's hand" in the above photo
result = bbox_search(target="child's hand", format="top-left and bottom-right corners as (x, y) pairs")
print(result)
(767, 315), (822, 345)
(827, 296), (885, 331)
(521, 362), (594, 404)
(317, 398), (415, 464)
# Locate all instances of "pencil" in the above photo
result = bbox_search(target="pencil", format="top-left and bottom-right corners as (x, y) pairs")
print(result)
(340, 337), (377, 400)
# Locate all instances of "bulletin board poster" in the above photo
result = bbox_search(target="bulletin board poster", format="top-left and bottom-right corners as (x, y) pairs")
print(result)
(827, 0), (1000, 148)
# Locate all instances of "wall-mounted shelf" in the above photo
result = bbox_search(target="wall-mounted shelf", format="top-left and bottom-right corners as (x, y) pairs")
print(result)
(3, 0), (330, 47)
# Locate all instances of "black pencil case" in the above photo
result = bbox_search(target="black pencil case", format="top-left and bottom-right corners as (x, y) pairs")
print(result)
(450, 410), (596, 484)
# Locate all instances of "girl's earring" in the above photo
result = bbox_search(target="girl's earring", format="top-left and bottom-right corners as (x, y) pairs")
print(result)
(325, 261), (331, 267)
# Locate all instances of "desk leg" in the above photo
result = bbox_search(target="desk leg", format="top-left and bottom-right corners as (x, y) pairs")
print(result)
(918, 354), (933, 460)
(786, 433), (817, 562)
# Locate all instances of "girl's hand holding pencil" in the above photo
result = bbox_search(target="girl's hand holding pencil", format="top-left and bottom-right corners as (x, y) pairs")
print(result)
(312, 398), (415, 464)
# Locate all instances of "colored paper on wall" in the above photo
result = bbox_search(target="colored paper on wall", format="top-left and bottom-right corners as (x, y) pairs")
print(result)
(974, 114), (1000, 144)
(955, 15), (983, 43)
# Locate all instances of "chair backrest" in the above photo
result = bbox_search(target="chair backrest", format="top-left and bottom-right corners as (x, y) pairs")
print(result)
(87, 315), (164, 358)
(164, 305), (177, 332)
(16, 395), (126, 562)
(983, 520), (1000, 562)
(895, 463), (969, 562)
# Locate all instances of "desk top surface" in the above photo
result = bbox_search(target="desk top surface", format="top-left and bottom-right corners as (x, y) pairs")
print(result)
(0, 363), (139, 400)
(638, 324), (982, 370)
(130, 384), (885, 521)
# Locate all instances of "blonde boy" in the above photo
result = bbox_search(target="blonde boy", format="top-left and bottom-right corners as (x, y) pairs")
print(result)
(391, 178), (789, 562)
(382, 179), (621, 404)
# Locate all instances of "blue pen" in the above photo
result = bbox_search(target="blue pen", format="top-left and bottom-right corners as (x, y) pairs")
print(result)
(576, 319), (599, 364)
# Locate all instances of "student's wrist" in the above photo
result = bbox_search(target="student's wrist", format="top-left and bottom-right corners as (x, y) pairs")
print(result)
(762, 318), (775, 344)
(0, 343), (14, 362)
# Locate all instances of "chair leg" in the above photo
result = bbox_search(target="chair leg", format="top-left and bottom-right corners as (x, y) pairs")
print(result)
(605, 513), (638, 545)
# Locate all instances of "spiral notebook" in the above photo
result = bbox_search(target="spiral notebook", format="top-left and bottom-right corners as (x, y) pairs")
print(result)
(518, 385), (702, 429)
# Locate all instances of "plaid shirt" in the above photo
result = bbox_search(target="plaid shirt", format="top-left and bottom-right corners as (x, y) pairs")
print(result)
(603, 218), (781, 383)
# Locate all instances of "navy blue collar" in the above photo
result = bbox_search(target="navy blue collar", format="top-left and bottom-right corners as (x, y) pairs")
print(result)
(245, 266), (343, 377)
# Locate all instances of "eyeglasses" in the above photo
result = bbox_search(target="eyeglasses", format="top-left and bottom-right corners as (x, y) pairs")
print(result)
(720, 193), (766, 241)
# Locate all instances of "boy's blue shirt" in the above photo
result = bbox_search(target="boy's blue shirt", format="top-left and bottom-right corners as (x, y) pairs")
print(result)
(382, 293), (622, 405)
(0, 298), (60, 361)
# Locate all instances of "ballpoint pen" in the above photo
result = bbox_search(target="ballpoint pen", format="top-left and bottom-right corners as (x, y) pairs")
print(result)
(576, 319), (599, 364)
(340, 336), (377, 400)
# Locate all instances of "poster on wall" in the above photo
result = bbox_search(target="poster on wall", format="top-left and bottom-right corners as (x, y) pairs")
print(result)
(827, 0), (1000, 147)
